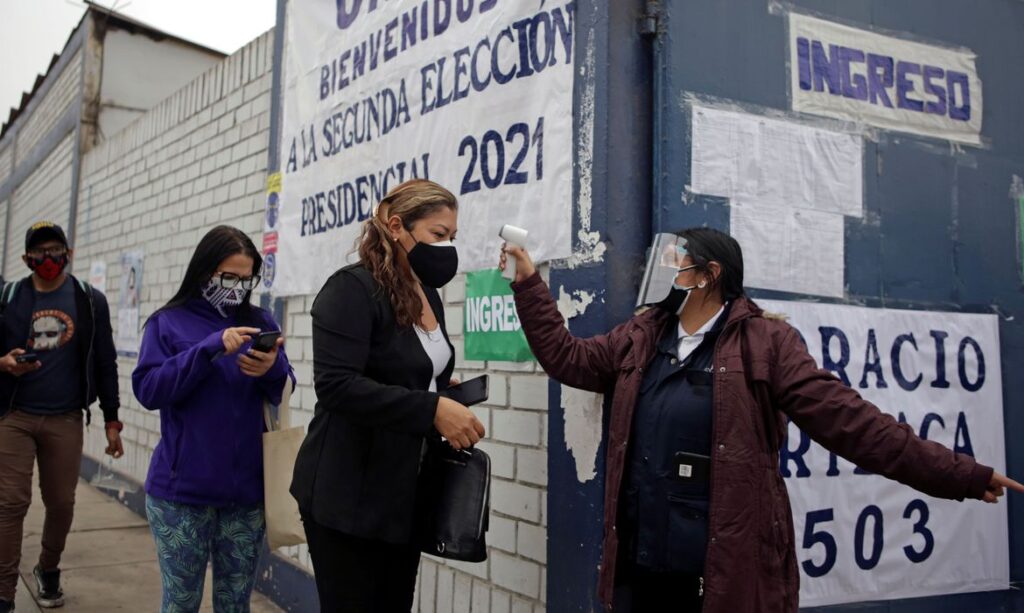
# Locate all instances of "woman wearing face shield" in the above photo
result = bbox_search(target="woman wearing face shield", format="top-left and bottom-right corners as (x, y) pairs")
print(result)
(290, 179), (486, 611)
(500, 227), (1023, 613)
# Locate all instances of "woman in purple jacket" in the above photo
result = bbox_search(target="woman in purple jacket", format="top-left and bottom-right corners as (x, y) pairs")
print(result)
(133, 226), (292, 613)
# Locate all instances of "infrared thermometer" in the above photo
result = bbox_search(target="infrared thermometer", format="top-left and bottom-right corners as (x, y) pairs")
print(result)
(499, 224), (529, 281)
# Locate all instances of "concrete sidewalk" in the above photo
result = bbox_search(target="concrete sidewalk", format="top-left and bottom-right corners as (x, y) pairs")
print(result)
(14, 477), (283, 612)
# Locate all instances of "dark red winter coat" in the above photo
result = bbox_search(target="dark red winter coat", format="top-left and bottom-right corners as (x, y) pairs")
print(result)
(511, 273), (993, 612)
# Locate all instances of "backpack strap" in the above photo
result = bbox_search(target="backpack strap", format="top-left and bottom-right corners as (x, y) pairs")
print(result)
(0, 280), (21, 315)
(72, 277), (96, 312)
(74, 277), (92, 296)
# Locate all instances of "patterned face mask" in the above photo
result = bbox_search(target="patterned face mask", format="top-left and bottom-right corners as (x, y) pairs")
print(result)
(201, 278), (247, 317)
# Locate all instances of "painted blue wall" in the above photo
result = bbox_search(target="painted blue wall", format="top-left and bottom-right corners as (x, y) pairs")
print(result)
(545, 1), (653, 610)
(649, 0), (1024, 611)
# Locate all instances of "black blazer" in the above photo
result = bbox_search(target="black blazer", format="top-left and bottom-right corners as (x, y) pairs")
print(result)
(290, 263), (455, 544)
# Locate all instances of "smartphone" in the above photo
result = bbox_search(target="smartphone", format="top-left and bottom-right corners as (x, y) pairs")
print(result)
(443, 374), (489, 407)
(15, 352), (39, 363)
(252, 331), (281, 352)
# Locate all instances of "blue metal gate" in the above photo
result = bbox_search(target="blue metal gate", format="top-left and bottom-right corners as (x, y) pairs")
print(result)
(646, 0), (1024, 611)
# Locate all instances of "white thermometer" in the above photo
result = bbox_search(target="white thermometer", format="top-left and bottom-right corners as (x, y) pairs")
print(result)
(499, 224), (529, 281)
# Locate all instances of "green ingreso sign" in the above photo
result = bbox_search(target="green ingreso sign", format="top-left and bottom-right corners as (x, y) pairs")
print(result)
(464, 269), (535, 362)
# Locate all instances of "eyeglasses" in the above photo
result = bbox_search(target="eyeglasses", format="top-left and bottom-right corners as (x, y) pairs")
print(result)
(213, 272), (261, 290)
(27, 247), (67, 258)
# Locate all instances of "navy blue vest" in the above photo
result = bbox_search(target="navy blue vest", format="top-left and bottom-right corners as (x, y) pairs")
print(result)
(620, 306), (729, 573)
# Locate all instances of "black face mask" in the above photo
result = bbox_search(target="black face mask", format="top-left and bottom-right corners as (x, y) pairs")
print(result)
(657, 286), (689, 314)
(655, 273), (702, 315)
(404, 239), (458, 288)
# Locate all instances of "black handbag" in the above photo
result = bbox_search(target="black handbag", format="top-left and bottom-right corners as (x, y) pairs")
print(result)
(415, 439), (491, 562)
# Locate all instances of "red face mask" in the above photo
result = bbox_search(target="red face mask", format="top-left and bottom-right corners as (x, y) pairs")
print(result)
(27, 254), (68, 281)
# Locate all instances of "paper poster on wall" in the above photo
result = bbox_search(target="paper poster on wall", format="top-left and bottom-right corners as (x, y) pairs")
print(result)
(263, 172), (282, 289)
(758, 299), (1008, 606)
(788, 13), (983, 145)
(464, 269), (534, 362)
(730, 201), (845, 297)
(116, 251), (143, 356)
(690, 104), (863, 298)
(88, 260), (107, 296)
(270, 1), (575, 296)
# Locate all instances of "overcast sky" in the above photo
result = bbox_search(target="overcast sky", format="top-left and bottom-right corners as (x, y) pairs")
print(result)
(0, 0), (277, 125)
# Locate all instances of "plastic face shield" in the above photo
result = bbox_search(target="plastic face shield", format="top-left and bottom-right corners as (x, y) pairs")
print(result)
(636, 233), (689, 307)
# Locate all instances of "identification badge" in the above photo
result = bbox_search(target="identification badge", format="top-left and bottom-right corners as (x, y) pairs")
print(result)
(672, 451), (710, 483)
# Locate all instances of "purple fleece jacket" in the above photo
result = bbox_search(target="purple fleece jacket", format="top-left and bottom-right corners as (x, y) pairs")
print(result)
(132, 299), (292, 507)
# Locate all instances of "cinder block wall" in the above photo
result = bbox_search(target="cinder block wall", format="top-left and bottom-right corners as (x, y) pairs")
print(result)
(75, 28), (274, 477)
(73, 28), (550, 612)
(1, 47), (83, 281)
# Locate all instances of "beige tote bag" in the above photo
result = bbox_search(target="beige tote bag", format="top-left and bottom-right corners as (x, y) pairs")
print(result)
(263, 378), (306, 549)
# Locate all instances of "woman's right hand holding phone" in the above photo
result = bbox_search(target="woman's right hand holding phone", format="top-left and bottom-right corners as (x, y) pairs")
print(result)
(222, 327), (260, 356)
(434, 396), (486, 450)
(499, 243), (536, 284)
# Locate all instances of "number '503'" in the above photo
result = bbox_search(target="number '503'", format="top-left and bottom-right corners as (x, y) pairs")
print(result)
(801, 499), (934, 578)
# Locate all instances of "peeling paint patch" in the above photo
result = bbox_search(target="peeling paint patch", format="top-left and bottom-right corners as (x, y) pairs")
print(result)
(564, 27), (606, 269)
(1010, 175), (1024, 200)
(561, 385), (604, 483)
(556, 285), (596, 321)
(1011, 175), (1024, 283)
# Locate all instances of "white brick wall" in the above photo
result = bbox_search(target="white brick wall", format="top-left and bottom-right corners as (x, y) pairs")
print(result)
(0, 200), (7, 270)
(64, 27), (549, 612)
(0, 145), (12, 186)
(75, 31), (275, 484)
(413, 269), (549, 611)
(4, 133), (75, 279)
(16, 50), (82, 159)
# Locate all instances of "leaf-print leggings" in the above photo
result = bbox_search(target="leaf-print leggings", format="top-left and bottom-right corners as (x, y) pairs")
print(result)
(146, 495), (266, 613)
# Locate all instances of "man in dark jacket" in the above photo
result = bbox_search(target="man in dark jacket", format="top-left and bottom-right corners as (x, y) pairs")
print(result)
(0, 222), (122, 611)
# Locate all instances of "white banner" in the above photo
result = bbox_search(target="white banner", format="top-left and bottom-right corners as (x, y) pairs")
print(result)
(272, 0), (576, 295)
(757, 300), (1008, 606)
(789, 13), (982, 145)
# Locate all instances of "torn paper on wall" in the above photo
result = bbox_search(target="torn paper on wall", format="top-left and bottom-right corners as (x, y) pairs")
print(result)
(731, 201), (845, 297)
(690, 104), (863, 298)
(691, 105), (863, 216)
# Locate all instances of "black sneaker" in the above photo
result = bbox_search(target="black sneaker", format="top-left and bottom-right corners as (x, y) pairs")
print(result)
(32, 565), (64, 608)
(0, 598), (14, 612)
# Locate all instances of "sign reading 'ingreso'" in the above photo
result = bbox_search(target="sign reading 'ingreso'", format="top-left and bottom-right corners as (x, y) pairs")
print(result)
(789, 13), (983, 145)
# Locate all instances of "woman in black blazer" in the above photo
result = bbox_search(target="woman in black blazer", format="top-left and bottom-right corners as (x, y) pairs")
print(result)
(291, 179), (485, 612)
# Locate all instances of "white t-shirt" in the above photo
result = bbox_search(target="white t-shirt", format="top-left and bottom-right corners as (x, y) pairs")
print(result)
(676, 304), (726, 363)
(415, 325), (452, 392)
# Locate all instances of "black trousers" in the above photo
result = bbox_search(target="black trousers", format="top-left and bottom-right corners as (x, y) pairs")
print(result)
(303, 516), (421, 613)
(613, 560), (705, 613)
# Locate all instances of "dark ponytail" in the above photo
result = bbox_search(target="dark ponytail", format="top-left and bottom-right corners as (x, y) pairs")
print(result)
(675, 227), (745, 301)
